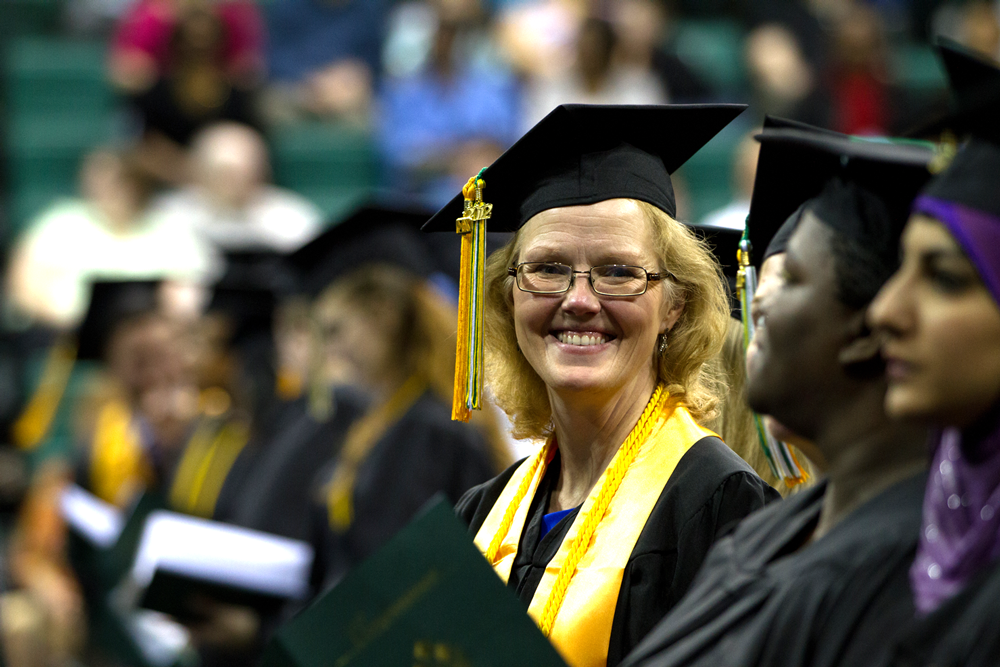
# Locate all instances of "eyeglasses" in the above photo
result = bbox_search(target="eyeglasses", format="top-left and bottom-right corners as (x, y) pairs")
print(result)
(508, 262), (669, 296)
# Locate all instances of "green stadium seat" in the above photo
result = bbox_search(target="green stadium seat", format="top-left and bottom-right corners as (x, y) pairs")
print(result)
(6, 113), (114, 191)
(4, 37), (112, 116)
(295, 187), (373, 223)
(0, 0), (62, 37)
(671, 19), (747, 94)
(270, 121), (380, 191)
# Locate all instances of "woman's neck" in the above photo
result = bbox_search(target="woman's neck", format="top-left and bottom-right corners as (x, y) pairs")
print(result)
(811, 384), (928, 539)
(547, 374), (657, 512)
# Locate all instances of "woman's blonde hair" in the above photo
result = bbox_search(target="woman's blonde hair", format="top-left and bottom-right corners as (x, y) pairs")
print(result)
(483, 199), (731, 440)
(706, 317), (782, 490)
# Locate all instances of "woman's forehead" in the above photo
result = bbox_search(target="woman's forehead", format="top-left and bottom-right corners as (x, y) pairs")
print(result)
(517, 200), (653, 251)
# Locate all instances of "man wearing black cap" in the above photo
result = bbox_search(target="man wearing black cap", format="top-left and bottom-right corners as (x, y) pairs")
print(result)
(621, 124), (934, 667)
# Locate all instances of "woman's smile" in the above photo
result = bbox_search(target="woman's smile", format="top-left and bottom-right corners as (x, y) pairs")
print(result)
(512, 199), (676, 397)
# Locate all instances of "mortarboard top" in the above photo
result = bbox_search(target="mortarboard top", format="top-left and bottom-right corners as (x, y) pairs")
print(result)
(76, 280), (163, 361)
(287, 201), (438, 298)
(748, 117), (854, 267)
(912, 39), (1000, 219)
(208, 250), (297, 342)
(689, 223), (743, 280)
(749, 122), (934, 266)
(908, 38), (1000, 144)
(421, 103), (749, 233)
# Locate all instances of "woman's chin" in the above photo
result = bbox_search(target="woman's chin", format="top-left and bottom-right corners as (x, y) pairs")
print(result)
(884, 383), (948, 425)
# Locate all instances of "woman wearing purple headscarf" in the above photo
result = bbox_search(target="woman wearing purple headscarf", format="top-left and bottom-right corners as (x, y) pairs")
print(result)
(869, 121), (1000, 664)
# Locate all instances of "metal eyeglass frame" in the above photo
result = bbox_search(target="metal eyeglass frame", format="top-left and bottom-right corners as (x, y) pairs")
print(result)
(507, 262), (671, 296)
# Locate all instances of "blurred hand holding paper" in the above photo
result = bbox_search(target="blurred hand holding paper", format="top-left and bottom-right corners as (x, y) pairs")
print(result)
(262, 497), (569, 667)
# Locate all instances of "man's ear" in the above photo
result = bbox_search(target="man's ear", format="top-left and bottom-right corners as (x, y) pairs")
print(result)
(838, 310), (887, 369)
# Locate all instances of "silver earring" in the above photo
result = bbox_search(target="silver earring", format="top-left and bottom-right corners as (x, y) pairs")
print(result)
(658, 334), (668, 355)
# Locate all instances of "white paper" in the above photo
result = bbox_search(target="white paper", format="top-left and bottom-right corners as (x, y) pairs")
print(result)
(131, 511), (314, 600)
(59, 484), (125, 548)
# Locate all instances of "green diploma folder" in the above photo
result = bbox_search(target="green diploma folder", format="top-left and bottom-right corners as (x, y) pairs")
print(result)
(262, 497), (569, 667)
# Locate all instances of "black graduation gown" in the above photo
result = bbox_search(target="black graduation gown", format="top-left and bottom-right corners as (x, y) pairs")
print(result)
(310, 392), (497, 590)
(456, 436), (780, 667)
(213, 387), (369, 541)
(621, 472), (927, 667)
(886, 556), (1000, 667)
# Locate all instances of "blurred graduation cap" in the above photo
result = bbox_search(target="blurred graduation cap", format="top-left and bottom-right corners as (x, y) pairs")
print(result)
(208, 250), (298, 344)
(909, 39), (1000, 221)
(909, 38), (1000, 144)
(422, 103), (748, 232)
(748, 118), (935, 267)
(288, 201), (439, 298)
(77, 280), (163, 361)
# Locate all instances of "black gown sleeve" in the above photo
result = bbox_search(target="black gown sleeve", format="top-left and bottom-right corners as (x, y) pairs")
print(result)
(607, 437), (780, 666)
(454, 458), (526, 531)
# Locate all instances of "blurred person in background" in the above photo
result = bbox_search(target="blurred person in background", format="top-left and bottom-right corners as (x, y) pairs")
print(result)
(744, 23), (831, 129)
(271, 209), (508, 591)
(7, 281), (198, 667)
(523, 15), (666, 129)
(150, 122), (322, 254)
(262, 0), (388, 124)
(5, 149), (213, 330)
(111, 0), (265, 184)
(610, 0), (711, 104)
(699, 131), (760, 230)
(308, 263), (506, 591)
(377, 0), (521, 205)
(826, 2), (896, 135)
(958, 1), (1000, 60)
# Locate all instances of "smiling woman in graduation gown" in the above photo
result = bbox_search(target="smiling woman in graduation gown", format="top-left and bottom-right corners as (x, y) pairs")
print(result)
(424, 104), (779, 667)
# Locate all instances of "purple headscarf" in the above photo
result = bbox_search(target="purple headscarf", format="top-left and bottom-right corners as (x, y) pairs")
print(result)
(908, 194), (1000, 614)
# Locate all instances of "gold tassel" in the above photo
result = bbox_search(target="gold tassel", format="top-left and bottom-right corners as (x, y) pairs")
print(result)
(452, 171), (492, 422)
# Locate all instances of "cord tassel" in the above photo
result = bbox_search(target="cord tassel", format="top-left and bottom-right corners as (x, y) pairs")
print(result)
(453, 170), (492, 422)
(737, 227), (809, 486)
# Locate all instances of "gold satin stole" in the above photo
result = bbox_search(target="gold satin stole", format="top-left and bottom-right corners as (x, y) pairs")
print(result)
(473, 401), (714, 667)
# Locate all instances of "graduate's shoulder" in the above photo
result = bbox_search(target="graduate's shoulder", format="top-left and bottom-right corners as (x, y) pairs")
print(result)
(659, 435), (782, 523)
(454, 457), (526, 533)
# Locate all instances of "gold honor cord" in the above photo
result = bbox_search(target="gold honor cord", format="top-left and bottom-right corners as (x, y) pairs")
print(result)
(452, 170), (491, 422)
(485, 384), (670, 637)
(737, 233), (808, 486)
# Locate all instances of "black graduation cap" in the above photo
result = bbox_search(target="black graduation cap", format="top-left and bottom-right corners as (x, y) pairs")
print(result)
(910, 38), (1000, 144)
(421, 103), (748, 232)
(287, 202), (438, 297)
(910, 39), (1000, 219)
(748, 120), (935, 268)
(689, 223), (743, 280)
(747, 116), (847, 267)
(208, 251), (297, 343)
(77, 280), (162, 361)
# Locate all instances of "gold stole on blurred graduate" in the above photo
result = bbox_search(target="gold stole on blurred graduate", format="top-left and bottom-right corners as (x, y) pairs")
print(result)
(90, 399), (154, 507)
(326, 376), (427, 531)
(169, 388), (250, 518)
(473, 401), (714, 667)
(12, 339), (77, 451)
(90, 388), (248, 515)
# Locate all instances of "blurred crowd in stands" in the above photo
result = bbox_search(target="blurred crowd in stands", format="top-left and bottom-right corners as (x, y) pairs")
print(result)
(0, 0), (999, 665)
